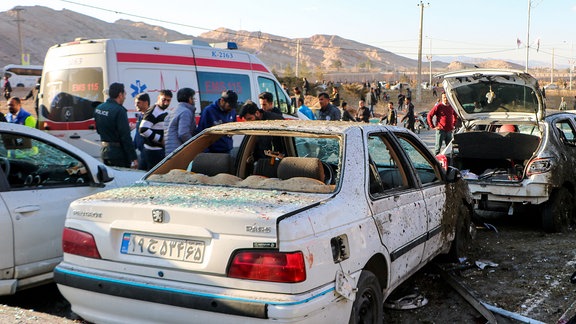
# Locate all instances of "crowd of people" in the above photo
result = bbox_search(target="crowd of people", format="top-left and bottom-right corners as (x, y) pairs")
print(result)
(1, 76), (458, 171)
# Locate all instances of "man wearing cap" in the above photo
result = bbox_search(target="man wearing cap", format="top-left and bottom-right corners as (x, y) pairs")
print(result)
(196, 90), (238, 153)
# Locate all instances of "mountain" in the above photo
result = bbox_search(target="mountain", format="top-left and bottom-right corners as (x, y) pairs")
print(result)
(0, 5), (520, 76)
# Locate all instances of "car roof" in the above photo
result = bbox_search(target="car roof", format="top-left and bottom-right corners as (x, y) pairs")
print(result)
(206, 120), (405, 135)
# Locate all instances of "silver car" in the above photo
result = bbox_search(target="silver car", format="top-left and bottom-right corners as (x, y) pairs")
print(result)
(438, 69), (576, 232)
(0, 123), (143, 295)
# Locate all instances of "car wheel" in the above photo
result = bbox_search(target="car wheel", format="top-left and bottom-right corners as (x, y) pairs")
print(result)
(348, 271), (383, 324)
(542, 187), (574, 233)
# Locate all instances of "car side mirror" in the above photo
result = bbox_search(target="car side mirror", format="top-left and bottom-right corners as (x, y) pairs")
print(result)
(96, 164), (114, 185)
(446, 166), (462, 183)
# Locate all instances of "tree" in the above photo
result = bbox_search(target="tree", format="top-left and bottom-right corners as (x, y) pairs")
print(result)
(283, 63), (295, 77)
(331, 60), (343, 71)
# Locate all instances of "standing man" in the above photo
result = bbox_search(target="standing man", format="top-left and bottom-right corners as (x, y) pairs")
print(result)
(133, 92), (150, 168)
(400, 97), (416, 132)
(164, 87), (197, 156)
(365, 87), (377, 117)
(329, 86), (341, 107)
(196, 90), (238, 153)
(138, 89), (172, 171)
(94, 82), (137, 168)
(302, 77), (310, 96)
(427, 92), (459, 155)
(6, 97), (35, 127)
(317, 92), (341, 121)
(258, 91), (282, 116)
(2, 75), (12, 101)
(356, 99), (370, 123)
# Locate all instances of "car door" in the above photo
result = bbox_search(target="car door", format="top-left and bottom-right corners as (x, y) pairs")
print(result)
(366, 132), (426, 281)
(0, 131), (99, 278)
(393, 132), (447, 261)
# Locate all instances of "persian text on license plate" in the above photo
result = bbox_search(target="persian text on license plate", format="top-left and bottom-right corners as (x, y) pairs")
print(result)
(120, 233), (205, 263)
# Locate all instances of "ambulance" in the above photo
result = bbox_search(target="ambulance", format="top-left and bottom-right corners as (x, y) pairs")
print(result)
(38, 38), (295, 158)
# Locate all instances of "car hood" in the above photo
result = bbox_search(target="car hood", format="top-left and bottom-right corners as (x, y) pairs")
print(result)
(438, 69), (545, 124)
(70, 182), (330, 237)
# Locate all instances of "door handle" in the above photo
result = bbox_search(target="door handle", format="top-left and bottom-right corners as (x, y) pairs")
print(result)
(14, 205), (41, 213)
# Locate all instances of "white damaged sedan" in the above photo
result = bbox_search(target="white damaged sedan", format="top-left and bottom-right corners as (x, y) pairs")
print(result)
(0, 123), (143, 295)
(55, 121), (473, 323)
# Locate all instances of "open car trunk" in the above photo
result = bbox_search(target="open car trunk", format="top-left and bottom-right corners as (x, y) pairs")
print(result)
(451, 131), (541, 181)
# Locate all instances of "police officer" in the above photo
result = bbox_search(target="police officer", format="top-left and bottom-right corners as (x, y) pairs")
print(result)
(94, 82), (138, 168)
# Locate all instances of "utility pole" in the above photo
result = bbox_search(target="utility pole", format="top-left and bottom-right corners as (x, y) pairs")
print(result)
(295, 40), (300, 78)
(525, 0), (531, 72)
(416, 1), (429, 104)
(427, 38), (432, 87)
(12, 8), (25, 64)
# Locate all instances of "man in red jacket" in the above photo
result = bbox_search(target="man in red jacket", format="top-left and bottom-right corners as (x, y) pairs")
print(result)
(427, 92), (459, 155)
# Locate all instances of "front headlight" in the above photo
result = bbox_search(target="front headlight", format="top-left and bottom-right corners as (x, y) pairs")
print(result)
(526, 157), (553, 176)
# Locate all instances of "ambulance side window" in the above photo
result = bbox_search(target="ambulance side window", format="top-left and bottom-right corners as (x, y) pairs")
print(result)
(258, 77), (293, 115)
(197, 72), (251, 110)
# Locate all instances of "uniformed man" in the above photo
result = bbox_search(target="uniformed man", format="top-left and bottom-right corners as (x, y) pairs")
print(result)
(94, 82), (138, 168)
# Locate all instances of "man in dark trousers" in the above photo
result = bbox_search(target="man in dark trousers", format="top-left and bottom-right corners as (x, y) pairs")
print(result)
(94, 82), (138, 168)
(400, 97), (416, 132)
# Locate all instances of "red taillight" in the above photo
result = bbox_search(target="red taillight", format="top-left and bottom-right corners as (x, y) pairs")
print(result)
(227, 250), (306, 283)
(62, 227), (101, 259)
(436, 154), (448, 171)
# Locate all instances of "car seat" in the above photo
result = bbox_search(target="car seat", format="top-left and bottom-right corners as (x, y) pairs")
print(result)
(190, 153), (234, 176)
(277, 157), (325, 182)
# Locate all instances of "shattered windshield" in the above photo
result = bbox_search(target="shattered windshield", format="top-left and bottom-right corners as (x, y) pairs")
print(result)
(451, 81), (539, 114)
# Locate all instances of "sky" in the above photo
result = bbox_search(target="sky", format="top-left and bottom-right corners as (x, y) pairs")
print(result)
(1, 0), (576, 68)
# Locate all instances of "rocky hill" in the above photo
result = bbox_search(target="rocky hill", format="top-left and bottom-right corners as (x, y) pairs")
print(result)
(0, 5), (521, 75)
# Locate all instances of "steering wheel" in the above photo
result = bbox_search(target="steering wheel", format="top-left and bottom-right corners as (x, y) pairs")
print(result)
(0, 157), (10, 176)
(322, 162), (334, 185)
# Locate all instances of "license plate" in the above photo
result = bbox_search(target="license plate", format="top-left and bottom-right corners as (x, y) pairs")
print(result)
(120, 233), (205, 263)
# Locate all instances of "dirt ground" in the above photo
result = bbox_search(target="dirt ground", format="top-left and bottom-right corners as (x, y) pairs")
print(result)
(387, 214), (576, 324)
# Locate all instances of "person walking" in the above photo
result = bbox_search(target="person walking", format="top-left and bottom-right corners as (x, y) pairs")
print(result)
(400, 97), (416, 132)
(317, 92), (341, 121)
(196, 90), (238, 153)
(2, 75), (12, 101)
(368, 87), (379, 117)
(302, 77), (310, 96)
(133, 92), (150, 168)
(427, 92), (459, 155)
(164, 87), (197, 156)
(94, 82), (138, 168)
(5, 97), (35, 127)
(138, 89), (172, 170)
(559, 97), (567, 111)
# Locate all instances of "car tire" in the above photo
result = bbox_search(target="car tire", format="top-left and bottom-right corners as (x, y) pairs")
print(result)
(348, 271), (383, 324)
(542, 187), (574, 233)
